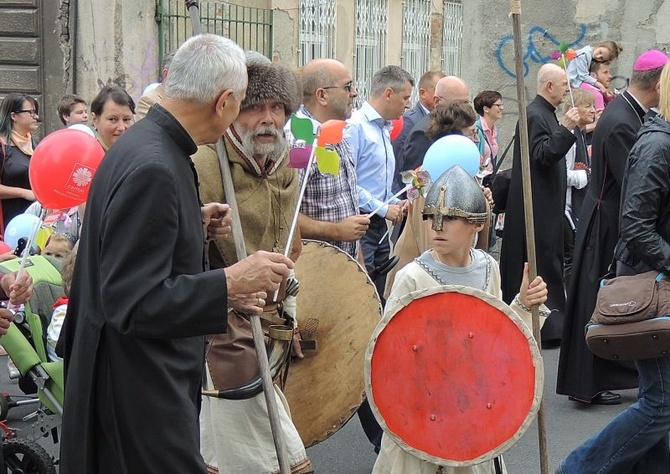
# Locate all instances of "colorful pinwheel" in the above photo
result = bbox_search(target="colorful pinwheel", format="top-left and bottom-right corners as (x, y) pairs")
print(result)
(400, 168), (432, 202)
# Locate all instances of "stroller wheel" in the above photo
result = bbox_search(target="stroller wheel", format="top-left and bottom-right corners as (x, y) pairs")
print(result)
(3, 438), (56, 474)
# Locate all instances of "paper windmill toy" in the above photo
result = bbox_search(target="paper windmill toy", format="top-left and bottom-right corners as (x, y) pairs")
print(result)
(400, 168), (432, 202)
(288, 115), (346, 176)
(549, 41), (577, 106)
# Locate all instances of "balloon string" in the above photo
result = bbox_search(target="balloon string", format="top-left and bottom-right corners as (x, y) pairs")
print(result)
(366, 184), (411, 219)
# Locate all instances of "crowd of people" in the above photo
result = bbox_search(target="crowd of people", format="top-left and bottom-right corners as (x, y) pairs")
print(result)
(0, 30), (669, 473)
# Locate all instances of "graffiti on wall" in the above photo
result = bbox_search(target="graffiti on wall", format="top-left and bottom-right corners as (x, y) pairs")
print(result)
(496, 24), (588, 78)
(126, 40), (159, 100)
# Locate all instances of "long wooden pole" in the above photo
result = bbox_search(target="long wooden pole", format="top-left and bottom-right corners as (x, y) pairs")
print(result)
(510, 1), (549, 474)
(185, 3), (291, 473)
(185, 0), (203, 35)
(215, 140), (291, 474)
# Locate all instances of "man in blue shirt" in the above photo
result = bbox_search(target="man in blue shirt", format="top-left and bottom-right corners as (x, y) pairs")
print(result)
(344, 65), (413, 455)
(345, 65), (413, 300)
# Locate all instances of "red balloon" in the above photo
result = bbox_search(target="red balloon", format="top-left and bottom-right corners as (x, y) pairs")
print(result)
(0, 241), (11, 254)
(390, 116), (404, 141)
(29, 129), (105, 209)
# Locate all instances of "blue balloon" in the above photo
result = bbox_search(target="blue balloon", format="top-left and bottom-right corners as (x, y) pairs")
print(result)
(4, 213), (41, 250)
(422, 134), (481, 181)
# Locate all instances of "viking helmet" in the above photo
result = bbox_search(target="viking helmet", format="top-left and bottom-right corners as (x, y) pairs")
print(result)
(422, 165), (488, 231)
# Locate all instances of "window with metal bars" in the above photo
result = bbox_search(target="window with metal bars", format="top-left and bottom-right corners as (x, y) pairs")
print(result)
(442, 1), (463, 76)
(298, 0), (336, 66)
(402, 0), (431, 104)
(354, 0), (388, 103)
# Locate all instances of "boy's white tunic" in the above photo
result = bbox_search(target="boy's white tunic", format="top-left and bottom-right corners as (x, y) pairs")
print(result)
(372, 249), (538, 474)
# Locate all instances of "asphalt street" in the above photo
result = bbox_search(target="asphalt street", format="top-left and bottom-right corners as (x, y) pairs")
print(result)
(0, 347), (638, 473)
(306, 346), (637, 473)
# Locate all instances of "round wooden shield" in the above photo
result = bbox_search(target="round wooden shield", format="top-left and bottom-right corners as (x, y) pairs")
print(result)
(284, 240), (382, 447)
(365, 286), (543, 466)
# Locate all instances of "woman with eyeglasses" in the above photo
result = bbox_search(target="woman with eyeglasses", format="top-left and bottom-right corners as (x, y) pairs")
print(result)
(473, 90), (503, 178)
(0, 93), (39, 231)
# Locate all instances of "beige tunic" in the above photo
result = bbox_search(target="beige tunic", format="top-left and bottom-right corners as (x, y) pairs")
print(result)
(374, 252), (542, 474)
(192, 128), (309, 473)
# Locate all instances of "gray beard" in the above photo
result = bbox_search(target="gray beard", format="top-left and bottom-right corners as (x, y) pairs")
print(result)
(240, 127), (286, 162)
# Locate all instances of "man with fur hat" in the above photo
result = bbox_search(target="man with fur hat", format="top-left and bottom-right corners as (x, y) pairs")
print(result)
(192, 59), (313, 473)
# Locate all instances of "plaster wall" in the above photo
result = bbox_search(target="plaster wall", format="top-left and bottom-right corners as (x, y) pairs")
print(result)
(465, 0), (670, 144)
(75, 1), (159, 105)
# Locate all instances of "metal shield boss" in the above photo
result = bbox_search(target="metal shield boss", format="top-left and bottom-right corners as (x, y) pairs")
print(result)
(365, 286), (543, 466)
(283, 240), (383, 447)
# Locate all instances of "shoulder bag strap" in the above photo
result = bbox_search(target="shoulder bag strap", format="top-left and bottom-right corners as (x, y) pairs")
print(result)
(488, 136), (514, 180)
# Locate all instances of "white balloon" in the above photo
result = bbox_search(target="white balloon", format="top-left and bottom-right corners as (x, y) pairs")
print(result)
(68, 124), (96, 138)
(143, 82), (160, 95)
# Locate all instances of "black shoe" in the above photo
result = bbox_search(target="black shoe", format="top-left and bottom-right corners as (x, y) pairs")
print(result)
(569, 391), (621, 405)
(591, 391), (622, 405)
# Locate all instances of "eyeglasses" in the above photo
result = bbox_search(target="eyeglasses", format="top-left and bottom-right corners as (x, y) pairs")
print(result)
(16, 109), (38, 117)
(492, 103), (504, 108)
(322, 81), (354, 93)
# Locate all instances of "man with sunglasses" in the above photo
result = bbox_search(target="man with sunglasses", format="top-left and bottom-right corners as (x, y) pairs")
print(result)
(291, 59), (370, 261)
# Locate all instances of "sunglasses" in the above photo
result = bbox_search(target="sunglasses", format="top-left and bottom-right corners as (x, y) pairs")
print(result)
(322, 81), (354, 93)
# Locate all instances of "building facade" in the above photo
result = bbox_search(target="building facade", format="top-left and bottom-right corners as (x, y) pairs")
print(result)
(2, 0), (670, 134)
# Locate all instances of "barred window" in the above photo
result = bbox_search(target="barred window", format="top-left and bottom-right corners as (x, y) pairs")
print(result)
(402, 0), (431, 104)
(354, 0), (388, 103)
(442, 1), (463, 76)
(299, 0), (336, 66)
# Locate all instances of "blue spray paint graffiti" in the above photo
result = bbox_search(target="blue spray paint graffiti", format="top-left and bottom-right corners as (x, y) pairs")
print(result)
(496, 24), (588, 78)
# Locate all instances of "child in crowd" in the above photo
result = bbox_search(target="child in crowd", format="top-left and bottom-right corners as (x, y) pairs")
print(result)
(46, 244), (76, 362)
(373, 166), (549, 474)
(25, 202), (82, 246)
(42, 233), (73, 261)
(567, 40), (622, 94)
(57, 94), (89, 127)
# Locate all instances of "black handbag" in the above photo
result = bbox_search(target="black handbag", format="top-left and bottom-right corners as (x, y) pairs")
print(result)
(586, 271), (670, 360)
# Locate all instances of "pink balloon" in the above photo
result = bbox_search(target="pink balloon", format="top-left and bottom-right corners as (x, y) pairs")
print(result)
(0, 241), (11, 254)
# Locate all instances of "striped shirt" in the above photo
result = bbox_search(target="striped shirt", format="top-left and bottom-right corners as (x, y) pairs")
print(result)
(285, 106), (359, 257)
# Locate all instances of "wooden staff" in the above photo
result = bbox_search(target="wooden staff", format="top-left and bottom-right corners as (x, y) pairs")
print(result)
(185, 3), (291, 473)
(510, 1), (549, 473)
(215, 140), (291, 474)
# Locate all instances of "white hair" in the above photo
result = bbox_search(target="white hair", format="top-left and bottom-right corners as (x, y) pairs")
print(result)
(165, 34), (247, 103)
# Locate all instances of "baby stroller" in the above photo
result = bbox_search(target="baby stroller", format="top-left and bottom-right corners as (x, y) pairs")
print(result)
(0, 255), (65, 473)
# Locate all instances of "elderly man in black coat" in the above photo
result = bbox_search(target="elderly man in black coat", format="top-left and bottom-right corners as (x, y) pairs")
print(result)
(59, 35), (295, 473)
(500, 63), (579, 347)
(557, 50), (668, 405)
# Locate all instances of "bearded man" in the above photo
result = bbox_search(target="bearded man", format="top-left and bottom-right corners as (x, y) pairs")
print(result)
(192, 60), (313, 474)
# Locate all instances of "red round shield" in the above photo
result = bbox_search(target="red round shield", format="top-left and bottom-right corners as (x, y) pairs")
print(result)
(365, 286), (543, 466)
